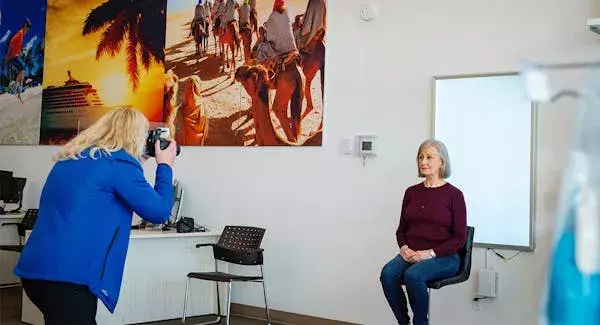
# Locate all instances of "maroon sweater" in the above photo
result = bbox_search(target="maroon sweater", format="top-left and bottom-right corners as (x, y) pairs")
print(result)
(396, 182), (467, 257)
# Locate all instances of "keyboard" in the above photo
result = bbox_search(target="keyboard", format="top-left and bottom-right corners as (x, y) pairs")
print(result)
(22, 209), (38, 230)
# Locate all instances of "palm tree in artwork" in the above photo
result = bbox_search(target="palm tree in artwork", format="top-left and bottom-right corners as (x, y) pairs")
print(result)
(82, 0), (166, 90)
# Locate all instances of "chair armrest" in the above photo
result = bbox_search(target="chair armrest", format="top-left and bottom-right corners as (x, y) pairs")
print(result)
(195, 243), (216, 248)
(1, 223), (20, 227)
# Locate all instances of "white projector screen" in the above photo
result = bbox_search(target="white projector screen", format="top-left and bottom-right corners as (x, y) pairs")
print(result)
(433, 73), (536, 251)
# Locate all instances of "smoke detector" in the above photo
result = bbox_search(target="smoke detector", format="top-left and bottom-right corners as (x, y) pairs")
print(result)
(360, 2), (378, 21)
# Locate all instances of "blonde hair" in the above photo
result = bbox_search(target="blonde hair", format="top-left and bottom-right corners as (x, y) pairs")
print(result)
(53, 107), (149, 162)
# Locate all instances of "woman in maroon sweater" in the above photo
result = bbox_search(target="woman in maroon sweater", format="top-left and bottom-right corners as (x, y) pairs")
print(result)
(380, 139), (467, 325)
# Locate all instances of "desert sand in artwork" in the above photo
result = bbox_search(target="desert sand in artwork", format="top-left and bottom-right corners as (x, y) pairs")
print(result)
(165, 0), (323, 146)
(0, 86), (42, 145)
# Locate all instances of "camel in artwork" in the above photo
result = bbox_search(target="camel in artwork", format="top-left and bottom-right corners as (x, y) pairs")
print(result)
(218, 22), (239, 76)
(192, 20), (207, 57)
(236, 64), (321, 146)
(268, 55), (306, 143)
(235, 65), (285, 146)
(163, 69), (180, 139)
(300, 30), (325, 119)
(239, 23), (253, 63)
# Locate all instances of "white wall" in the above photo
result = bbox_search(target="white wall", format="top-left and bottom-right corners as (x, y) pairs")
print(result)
(1, 0), (598, 324)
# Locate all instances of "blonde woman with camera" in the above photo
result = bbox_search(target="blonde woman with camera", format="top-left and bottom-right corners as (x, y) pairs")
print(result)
(14, 107), (178, 325)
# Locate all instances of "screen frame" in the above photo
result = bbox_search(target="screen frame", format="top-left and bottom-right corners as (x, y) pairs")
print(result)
(431, 71), (538, 252)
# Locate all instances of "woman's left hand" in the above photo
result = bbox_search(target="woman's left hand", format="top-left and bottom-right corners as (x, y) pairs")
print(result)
(409, 250), (433, 263)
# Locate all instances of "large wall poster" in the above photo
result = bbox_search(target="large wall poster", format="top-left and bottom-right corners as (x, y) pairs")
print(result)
(165, 0), (325, 146)
(39, 0), (167, 145)
(0, 0), (326, 147)
(0, 0), (47, 145)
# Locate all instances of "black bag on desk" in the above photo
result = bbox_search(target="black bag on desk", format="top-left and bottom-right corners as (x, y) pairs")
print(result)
(176, 217), (195, 233)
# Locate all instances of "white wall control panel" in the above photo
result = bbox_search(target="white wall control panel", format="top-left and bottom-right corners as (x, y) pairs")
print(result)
(356, 135), (377, 157)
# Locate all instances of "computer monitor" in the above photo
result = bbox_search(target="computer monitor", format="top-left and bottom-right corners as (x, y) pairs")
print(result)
(4, 177), (26, 204)
(0, 170), (13, 202)
(170, 179), (184, 224)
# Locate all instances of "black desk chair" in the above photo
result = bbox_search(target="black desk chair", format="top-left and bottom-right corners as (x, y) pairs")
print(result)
(0, 209), (38, 288)
(0, 209), (38, 252)
(182, 226), (270, 325)
(426, 226), (475, 318)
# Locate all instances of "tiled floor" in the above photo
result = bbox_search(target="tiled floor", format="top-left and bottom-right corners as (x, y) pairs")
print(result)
(1, 287), (267, 325)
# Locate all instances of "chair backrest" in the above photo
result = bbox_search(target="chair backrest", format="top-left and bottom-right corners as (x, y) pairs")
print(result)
(427, 226), (475, 289)
(217, 226), (265, 250)
(457, 226), (475, 279)
(19, 209), (39, 237)
(214, 226), (266, 265)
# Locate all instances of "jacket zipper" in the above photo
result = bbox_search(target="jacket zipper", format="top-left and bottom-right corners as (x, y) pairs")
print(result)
(100, 227), (120, 280)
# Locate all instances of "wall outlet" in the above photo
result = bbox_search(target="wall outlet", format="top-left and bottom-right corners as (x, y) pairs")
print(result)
(477, 268), (498, 298)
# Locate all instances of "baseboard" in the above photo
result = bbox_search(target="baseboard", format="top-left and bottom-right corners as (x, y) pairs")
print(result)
(230, 303), (360, 325)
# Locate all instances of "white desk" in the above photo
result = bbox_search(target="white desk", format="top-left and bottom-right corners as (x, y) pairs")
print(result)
(21, 229), (225, 325)
(0, 213), (24, 285)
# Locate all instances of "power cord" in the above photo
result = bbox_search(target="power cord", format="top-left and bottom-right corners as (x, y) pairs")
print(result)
(487, 248), (522, 263)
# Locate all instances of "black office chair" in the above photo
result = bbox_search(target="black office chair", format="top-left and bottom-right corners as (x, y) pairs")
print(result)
(0, 208), (38, 252)
(182, 226), (270, 325)
(0, 209), (38, 288)
(426, 226), (475, 318)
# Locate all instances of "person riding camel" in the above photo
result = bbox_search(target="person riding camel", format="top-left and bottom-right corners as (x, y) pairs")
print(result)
(239, 0), (251, 30)
(248, 0), (258, 34)
(203, 0), (211, 15)
(297, 0), (326, 51)
(219, 0), (240, 49)
(254, 0), (298, 64)
(292, 14), (303, 46)
(190, 0), (208, 37)
(212, 0), (225, 31)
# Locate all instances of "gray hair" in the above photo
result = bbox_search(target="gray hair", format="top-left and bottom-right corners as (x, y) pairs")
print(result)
(417, 139), (451, 179)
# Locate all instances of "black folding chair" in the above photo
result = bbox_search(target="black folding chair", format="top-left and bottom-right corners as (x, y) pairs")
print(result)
(0, 209), (38, 288)
(182, 226), (270, 325)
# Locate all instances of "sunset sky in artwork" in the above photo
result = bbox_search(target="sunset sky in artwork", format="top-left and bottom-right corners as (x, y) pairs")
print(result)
(43, 0), (164, 122)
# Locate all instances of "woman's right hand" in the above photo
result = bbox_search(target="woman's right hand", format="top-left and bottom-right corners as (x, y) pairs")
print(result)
(400, 245), (416, 262)
(155, 140), (177, 167)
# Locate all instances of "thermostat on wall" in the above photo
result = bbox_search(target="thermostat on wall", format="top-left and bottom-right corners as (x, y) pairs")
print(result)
(356, 135), (377, 156)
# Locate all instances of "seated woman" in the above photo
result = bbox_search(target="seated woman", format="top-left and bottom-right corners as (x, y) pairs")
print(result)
(254, 0), (297, 63)
(380, 139), (467, 325)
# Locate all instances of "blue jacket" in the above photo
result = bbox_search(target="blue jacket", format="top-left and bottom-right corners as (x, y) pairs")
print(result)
(14, 148), (173, 313)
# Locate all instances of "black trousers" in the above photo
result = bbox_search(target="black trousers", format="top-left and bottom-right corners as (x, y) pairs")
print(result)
(22, 279), (98, 325)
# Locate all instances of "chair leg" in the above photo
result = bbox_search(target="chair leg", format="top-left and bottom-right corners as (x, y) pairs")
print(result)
(182, 277), (190, 323)
(427, 288), (431, 322)
(182, 277), (222, 325)
(262, 280), (271, 324)
(216, 279), (221, 317)
(226, 282), (232, 325)
(0, 283), (21, 289)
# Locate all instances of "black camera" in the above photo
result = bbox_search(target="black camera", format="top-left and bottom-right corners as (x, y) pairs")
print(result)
(145, 127), (181, 157)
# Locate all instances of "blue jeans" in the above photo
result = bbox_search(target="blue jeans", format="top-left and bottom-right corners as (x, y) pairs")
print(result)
(380, 253), (459, 325)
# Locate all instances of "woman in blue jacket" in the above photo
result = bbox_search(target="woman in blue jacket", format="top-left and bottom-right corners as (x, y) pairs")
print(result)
(14, 107), (178, 325)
